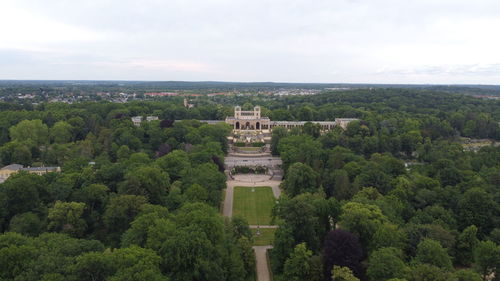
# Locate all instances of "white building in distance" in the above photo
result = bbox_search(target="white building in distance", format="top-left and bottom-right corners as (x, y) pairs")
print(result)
(225, 106), (359, 131)
(131, 116), (159, 126)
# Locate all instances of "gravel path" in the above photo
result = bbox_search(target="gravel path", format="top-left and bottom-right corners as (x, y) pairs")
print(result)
(253, 246), (273, 281)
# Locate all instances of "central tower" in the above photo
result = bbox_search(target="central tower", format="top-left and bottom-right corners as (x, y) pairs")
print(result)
(226, 106), (270, 131)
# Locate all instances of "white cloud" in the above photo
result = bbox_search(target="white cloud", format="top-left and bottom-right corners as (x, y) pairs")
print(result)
(0, 3), (105, 51)
(0, 0), (500, 83)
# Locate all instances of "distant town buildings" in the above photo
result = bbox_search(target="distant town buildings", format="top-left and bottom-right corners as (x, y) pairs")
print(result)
(273, 89), (321, 96)
(207, 92), (230, 97)
(144, 92), (178, 97)
(0, 164), (61, 183)
(472, 95), (500, 100)
(131, 116), (159, 126)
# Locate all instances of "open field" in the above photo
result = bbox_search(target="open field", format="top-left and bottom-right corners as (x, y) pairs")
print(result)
(251, 228), (276, 246)
(233, 186), (275, 225)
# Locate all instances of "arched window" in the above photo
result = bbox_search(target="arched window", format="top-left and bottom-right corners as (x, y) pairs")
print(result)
(235, 122), (240, 129)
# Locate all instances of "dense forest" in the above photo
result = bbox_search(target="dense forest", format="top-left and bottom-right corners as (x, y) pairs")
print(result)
(0, 88), (499, 281)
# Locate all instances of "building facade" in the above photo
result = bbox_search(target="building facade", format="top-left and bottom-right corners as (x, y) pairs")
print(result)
(225, 106), (271, 130)
(0, 164), (61, 183)
(131, 116), (159, 126)
(224, 106), (359, 131)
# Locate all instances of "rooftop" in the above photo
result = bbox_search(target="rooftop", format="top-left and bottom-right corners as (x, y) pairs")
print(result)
(21, 167), (60, 171)
(1, 164), (23, 170)
(1, 164), (60, 171)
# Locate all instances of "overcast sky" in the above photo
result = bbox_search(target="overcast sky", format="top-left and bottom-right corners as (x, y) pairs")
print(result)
(1, 0), (500, 84)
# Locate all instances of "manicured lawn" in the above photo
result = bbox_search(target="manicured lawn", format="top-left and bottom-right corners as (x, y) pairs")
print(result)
(251, 228), (276, 246)
(233, 186), (275, 225)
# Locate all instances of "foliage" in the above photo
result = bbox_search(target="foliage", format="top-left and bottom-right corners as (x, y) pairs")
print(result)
(332, 266), (360, 281)
(413, 239), (452, 270)
(339, 202), (388, 250)
(251, 142), (265, 147)
(474, 240), (500, 280)
(323, 229), (363, 280)
(0, 87), (499, 280)
(367, 247), (407, 280)
(231, 166), (268, 174)
(9, 119), (49, 146)
(47, 201), (87, 237)
(283, 243), (314, 281)
(455, 225), (479, 266)
(283, 162), (318, 197)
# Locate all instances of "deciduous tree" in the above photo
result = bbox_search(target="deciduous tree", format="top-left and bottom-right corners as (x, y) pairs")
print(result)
(47, 201), (87, 238)
(284, 162), (318, 197)
(413, 239), (452, 270)
(323, 229), (363, 280)
(9, 119), (49, 146)
(367, 247), (407, 280)
(474, 240), (500, 280)
(283, 243), (314, 281)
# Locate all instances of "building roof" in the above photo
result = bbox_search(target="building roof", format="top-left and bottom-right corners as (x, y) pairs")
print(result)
(335, 118), (360, 121)
(1, 164), (60, 172)
(21, 167), (60, 172)
(200, 120), (226, 124)
(271, 120), (336, 125)
(1, 164), (23, 171)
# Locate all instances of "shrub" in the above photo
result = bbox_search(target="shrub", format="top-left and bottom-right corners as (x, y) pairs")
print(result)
(251, 142), (265, 147)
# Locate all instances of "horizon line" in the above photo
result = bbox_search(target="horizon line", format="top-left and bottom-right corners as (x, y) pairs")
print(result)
(0, 79), (499, 87)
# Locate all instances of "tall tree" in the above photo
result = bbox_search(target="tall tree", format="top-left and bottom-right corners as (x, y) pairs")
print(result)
(50, 121), (73, 144)
(339, 202), (388, 250)
(47, 201), (87, 238)
(283, 243), (314, 281)
(367, 247), (407, 281)
(9, 119), (49, 146)
(103, 195), (147, 246)
(458, 188), (496, 237)
(274, 194), (320, 251)
(413, 239), (452, 270)
(155, 150), (191, 180)
(323, 169), (352, 200)
(119, 166), (170, 205)
(323, 229), (363, 281)
(331, 266), (360, 281)
(271, 126), (288, 155)
(284, 162), (318, 197)
(455, 225), (479, 266)
(474, 240), (500, 281)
